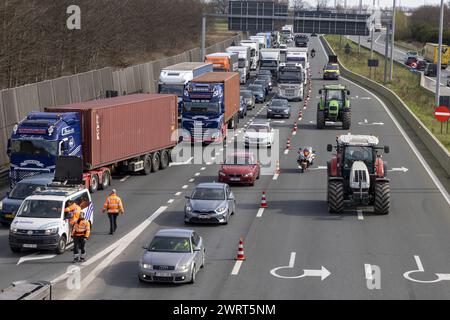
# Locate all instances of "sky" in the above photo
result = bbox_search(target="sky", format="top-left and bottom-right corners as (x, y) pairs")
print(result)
(301, 0), (444, 9)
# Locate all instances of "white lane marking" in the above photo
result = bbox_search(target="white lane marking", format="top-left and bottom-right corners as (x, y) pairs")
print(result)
(119, 175), (130, 182)
(389, 167), (409, 172)
(219, 148), (224, 151)
(64, 206), (168, 299)
(175, 192), (182, 196)
(288, 252), (296, 267)
(182, 185), (188, 189)
(272, 173), (279, 180)
(303, 106), (306, 109)
(189, 178), (195, 183)
(319, 37), (450, 205)
(231, 260), (243, 275)
(256, 208), (265, 217)
(206, 162), (212, 165)
(364, 263), (373, 280)
(17, 253), (56, 266)
(169, 156), (193, 167)
(167, 199), (174, 204)
(284, 149), (289, 155)
(195, 172), (200, 176)
(292, 131), (297, 135)
(357, 210), (364, 220)
(200, 167), (206, 171)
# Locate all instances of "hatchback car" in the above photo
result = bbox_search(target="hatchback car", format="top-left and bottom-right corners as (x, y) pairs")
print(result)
(240, 90), (255, 110)
(253, 79), (269, 96)
(219, 152), (260, 186)
(138, 228), (205, 284)
(405, 56), (418, 67)
(257, 74), (273, 91)
(244, 121), (275, 148)
(184, 183), (235, 224)
(248, 84), (266, 103)
(323, 63), (340, 80)
(267, 98), (291, 118)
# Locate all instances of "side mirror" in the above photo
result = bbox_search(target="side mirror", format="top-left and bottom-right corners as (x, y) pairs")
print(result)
(142, 246), (148, 250)
(193, 246), (201, 252)
(327, 144), (333, 152)
(185, 195), (191, 199)
(319, 89), (322, 94)
(228, 193), (235, 200)
(384, 146), (390, 153)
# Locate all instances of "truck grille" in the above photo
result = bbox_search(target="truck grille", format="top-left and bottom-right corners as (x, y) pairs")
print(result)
(10, 169), (50, 186)
(353, 170), (367, 183)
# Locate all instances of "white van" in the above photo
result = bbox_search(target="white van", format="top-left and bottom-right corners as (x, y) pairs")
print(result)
(9, 186), (94, 254)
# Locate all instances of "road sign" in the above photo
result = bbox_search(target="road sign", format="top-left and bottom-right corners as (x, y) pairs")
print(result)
(345, 44), (351, 55)
(368, 59), (379, 67)
(434, 105), (450, 122)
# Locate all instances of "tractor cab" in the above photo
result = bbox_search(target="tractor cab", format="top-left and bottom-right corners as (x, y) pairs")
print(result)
(317, 85), (351, 129)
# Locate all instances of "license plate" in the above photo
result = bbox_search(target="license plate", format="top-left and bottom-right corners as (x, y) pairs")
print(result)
(198, 215), (210, 219)
(23, 244), (37, 248)
(4, 214), (14, 219)
(230, 178), (241, 181)
(155, 272), (171, 277)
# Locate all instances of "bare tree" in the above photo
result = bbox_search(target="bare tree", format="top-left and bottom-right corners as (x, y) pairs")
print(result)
(210, 0), (228, 14)
(316, 0), (329, 11)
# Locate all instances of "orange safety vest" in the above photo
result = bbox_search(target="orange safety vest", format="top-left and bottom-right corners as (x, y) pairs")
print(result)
(65, 203), (81, 225)
(72, 219), (91, 238)
(103, 194), (124, 214)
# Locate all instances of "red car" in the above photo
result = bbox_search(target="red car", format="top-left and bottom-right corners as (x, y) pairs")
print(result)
(218, 152), (260, 186)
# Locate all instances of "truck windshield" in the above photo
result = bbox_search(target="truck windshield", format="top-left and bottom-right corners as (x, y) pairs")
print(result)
(9, 183), (45, 200)
(261, 60), (278, 67)
(11, 139), (58, 158)
(238, 59), (246, 68)
(279, 71), (302, 82)
(17, 199), (62, 218)
(183, 102), (220, 114)
(158, 84), (184, 96)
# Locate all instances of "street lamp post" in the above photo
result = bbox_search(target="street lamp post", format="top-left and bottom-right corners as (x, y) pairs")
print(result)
(389, 0), (396, 81)
(435, 0), (445, 107)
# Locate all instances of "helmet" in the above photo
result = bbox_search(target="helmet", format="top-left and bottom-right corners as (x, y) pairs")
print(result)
(111, 189), (117, 195)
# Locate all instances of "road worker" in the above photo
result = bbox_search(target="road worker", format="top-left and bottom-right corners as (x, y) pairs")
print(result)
(72, 211), (90, 263)
(64, 200), (81, 225)
(102, 189), (124, 235)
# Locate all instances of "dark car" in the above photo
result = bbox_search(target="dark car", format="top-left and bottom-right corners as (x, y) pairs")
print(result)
(417, 60), (427, 71)
(266, 98), (291, 119)
(257, 74), (273, 90)
(253, 79), (269, 96)
(405, 56), (418, 67)
(311, 33), (317, 37)
(239, 96), (247, 118)
(248, 84), (266, 103)
(257, 69), (273, 80)
(240, 90), (255, 110)
(425, 63), (438, 77)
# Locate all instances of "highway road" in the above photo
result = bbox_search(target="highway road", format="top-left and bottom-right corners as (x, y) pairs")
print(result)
(0, 36), (449, 300)
(348, 33), (450, 96)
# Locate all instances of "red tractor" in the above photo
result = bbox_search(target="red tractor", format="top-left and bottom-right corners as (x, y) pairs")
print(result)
(326, 134), (391, 215)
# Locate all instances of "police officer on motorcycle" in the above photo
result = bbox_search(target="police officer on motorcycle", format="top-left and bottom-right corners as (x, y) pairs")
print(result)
(311, 48), (316, 58)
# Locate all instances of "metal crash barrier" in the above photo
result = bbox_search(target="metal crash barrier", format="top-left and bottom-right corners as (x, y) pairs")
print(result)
(0, 281), (52, 300)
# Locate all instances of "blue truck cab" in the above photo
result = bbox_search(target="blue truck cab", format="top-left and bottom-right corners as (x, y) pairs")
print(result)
(8, 112), (81, 187)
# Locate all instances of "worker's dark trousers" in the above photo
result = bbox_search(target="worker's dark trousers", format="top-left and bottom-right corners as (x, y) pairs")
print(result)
(108, 213), (119, 233)
(73, 237), (86, 259)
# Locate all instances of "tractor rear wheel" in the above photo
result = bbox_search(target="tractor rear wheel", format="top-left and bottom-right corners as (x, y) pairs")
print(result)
(317, 109), (325, 129)
(328, 180), (344, 214)
(342, 110), (351, 130)
(374, 181), (390, 215)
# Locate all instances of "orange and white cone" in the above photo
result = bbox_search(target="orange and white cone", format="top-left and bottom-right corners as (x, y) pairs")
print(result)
(236, 238), (246, 260)
(260, 191), (268, 208)
(276, 161), (281, 174)
(286, 138), (291, 150)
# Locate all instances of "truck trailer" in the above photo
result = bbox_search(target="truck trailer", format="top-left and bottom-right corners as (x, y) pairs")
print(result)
(158, 62), (213, 120)
(226, 46), (251, 84)
(205, 52), (239, 72)
(182, 72), (240, 143)
(8, 94), (178, 191)
(260, 49), (281, 79)
(240, 40), (260, 70)
(424, 43), (450, 69)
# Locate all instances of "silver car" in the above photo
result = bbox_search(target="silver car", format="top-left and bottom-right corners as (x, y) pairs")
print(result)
(184, 183), (235, 224)
(138, 228), (205, 284)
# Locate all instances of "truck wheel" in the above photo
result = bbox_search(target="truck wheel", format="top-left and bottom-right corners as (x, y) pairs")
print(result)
(374, 181), (390, 215)
(160, 150), (169, 170)
(328, 180), (344, 214)
(89, 174), (99, 193)
(342, 110), (351, 130)
(10, 245), (21, 253)
(152, 153), (161, 172)
(143, 155), (152, 175)
(55, 235), (67, 254)
(317, 110), (325, 129)
(99, 171), (111, 190)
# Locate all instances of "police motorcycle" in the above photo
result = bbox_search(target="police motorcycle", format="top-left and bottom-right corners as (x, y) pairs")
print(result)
(297, 147), (316, 173)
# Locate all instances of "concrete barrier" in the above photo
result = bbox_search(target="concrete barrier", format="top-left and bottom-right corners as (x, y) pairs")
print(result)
(321, 36), (450, 177)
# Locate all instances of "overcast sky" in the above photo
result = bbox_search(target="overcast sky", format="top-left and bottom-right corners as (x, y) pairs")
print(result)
(302, 0), (444, 9)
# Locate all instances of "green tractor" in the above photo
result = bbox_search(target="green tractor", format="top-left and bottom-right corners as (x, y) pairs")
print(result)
(317, 84), (351, 130)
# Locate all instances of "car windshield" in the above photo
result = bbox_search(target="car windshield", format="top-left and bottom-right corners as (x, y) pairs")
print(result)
(148, 236), (191, 253)
(326, 64), (339, 70)
(248, 124), (270, 132)
(279, 70), (302, 82)
(17, 199), (62, 218)
(238, 59), (246, 68)
(183, 102), (220, 114)
(9, 183), (45, 200)
(11, 139), (58, 158)
(249, 85), (263, 93)
(261, 60), (278, 67)
(158, 84), (184, 96)
(191, 187), (225, 200)
(344, 146), (374, 169)
(241, 91), (253, 98)
(326, 90), (343, 100)
(225, 155), (253, 165)
(271, 100), (287, 107)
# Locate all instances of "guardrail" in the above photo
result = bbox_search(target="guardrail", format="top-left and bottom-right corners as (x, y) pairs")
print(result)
(320, 36), (450, 177)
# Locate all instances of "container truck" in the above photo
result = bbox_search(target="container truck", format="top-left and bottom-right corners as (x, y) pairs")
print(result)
(281, 25), (293, 43)
(276, 63), (304, 101)
(158, 62), (213, 120)
(182, 72), (240, 143)
(226, 46), (251, 84)
(424, 43), (450, 69)
(8, 94), (178, 191)
(286, 47), (309, 85)
(260, 49), (281, 79)
(205, 52), (239, 72)
(250, 35), (266, 50)
(240, 40), (260, 70)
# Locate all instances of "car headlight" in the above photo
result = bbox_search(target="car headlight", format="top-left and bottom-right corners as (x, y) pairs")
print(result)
(141, 263), (153, 270)
(219, 171), (226, 177)
(284, 109), (289, 113)
(216, 207), (227, 214)
(243, 173), (253, 177)
(186, 205), (193, 213)
(44, 228), (58, 235)
(177, 264), (190, 272)
(0, 200), (3, 211)
(10, 228), (18, 234)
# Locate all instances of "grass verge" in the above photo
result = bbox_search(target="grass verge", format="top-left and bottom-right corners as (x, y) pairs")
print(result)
(325, 35), (450, 152)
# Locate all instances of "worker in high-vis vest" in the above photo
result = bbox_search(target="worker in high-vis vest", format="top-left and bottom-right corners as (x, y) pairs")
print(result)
(72, 211), (90, 263)
(103, 189), (124, 235)
(64, 200), (81, 225)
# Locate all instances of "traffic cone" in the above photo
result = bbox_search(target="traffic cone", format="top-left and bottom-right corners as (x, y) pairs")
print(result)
(285, 138), (291, 150)
(276, 160), (280, 174)
(236, 238), (246, 260)
(260, 191), (268, 208)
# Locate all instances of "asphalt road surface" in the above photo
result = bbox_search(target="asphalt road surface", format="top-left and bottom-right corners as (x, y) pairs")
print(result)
(0, 37), (449, 300)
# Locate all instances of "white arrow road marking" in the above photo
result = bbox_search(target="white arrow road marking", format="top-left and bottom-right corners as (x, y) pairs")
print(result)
(358, 121), (384, 126)
(169, 156), (193, 167)
(364, 264), (373, 280)
(17, 253), (56, 265)
(270, 252), (331, 281)
(388, 167), (408, 172)
(403, 255), (450, 283)
(360, 97), (372, 100)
